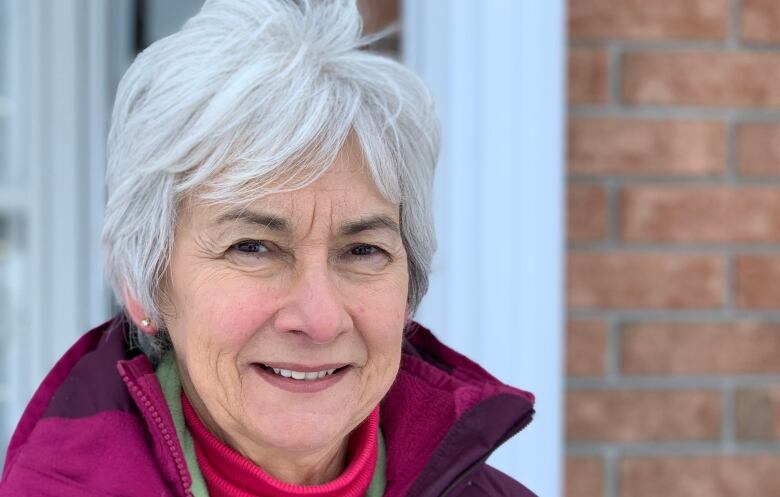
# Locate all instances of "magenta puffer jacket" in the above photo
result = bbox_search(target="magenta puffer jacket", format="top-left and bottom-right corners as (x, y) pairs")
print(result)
(0, 315), (536, 497)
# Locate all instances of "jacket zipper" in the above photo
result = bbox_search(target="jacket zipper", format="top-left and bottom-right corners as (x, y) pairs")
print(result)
(120, 365), (193, 497)
(437, 408), (535, 497)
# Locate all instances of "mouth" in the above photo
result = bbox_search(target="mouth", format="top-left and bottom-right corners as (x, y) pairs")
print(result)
(255, 363), (351, 382)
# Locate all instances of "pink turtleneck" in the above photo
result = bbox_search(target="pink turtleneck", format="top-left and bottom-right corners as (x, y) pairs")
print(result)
(182, 393), (379, 497)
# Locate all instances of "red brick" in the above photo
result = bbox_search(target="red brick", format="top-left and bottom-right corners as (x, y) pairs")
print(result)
(569, 0), (727, 41)
(568, 118), (725, 175)
(567, 185), (608, 241)
(567, 252), (724, 309)
(621, 187), (780, 242)
(741, 0), (780, 43)
(738, 122), (780, 175)
(566, 456), (604, 497)
(735, 388), (780, 441)
(568, 49), (608, 104)
(623, 51), (780, 107)
(620, 456), (780, 497)
(622, 322), (780, 375)
(357, 0), (398, 34)
(567, 390), (721, 442)
(735, 255), (780, 309)
(567, 320), (608, 376)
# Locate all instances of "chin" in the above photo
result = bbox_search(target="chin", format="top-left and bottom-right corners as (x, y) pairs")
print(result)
(243, 394), (350, 448)
(249, 411), (352, 453)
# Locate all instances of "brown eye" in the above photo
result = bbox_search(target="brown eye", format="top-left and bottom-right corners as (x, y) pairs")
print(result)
(233, 240), (269, 254)
(351, 244), (381, 257)
(342, 244), (391, 265)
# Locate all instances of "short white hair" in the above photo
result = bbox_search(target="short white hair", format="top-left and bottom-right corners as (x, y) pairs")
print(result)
(102, 0), (440, 360)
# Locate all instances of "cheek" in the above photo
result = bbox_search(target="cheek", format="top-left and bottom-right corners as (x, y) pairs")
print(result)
(351, 280), (407, 376)
(364, 278), (408, 330)
(182, 275), (282, 354)
(359, 320), (404, 409)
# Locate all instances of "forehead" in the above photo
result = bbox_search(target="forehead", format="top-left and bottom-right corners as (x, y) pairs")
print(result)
(185, 146), (399, 232)
(245, 159), (394, 218)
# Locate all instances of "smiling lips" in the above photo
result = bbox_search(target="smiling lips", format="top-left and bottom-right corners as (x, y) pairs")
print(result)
(253, 362), (351, 393)
(256, 363), (349, 382)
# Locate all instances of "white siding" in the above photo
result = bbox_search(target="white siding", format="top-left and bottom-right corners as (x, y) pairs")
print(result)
(403, 1), (567, 495)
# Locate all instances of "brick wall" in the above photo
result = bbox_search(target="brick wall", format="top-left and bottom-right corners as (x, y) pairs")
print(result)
(567, 1), (780, 496)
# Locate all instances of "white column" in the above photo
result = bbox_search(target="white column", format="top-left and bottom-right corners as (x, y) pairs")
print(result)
(403, 1), (566, 495)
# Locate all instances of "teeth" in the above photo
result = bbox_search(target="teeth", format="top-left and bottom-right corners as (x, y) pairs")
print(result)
(265, 365), (341, 381)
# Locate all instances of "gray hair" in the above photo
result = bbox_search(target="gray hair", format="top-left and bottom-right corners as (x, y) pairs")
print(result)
(102, 0), (440, 361)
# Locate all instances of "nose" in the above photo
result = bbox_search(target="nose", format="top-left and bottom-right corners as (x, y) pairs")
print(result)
(272, 261), (350, 344)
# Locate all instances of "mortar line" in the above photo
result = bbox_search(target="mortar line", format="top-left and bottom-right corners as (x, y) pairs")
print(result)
(569, 174), (780, 186)
(567, 309), (780, 320)
(568, 375), (780, 390)
(598, 38), (780, 54)
(570, 39), (726, 51)
(568, 307), (780, 321)
(570, 105), (780, 120)
(607, 43), (622, 106)
(722, 379), (737, 451)
(605, 447), (618, 497)
(570, 241), (780, 253)
(568, 442), (780, 455)
(742, 40), (780, 50)
(728, 0), (742, 50)
(569, 242), (740, 252)
(605, 178), (620, 248)
(573, 37), (780, 52)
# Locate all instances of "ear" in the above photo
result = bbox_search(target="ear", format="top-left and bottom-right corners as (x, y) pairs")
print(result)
(123, 288), (158, 334)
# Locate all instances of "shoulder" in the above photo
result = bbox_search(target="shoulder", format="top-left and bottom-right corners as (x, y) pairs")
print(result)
(448, 465), (537, 497)
(1, 317), (171, 496)
(0, 411), (169, 496)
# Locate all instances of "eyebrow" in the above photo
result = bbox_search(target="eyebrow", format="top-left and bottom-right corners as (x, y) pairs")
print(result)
(214, 210), (399, 237)
(339, 215), (400, 236)
(214, 210), (291, 233)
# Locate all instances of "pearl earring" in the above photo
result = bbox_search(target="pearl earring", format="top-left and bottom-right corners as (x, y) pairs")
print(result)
(141, 318), (151, 328)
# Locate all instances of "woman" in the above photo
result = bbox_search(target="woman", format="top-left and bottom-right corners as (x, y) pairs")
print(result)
(0, 0), (535, 496)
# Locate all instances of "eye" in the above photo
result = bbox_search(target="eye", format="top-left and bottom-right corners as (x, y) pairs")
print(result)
(351, 244), (382, 257)
(232, 240), (270, 254)
(341, 244), (391, 265)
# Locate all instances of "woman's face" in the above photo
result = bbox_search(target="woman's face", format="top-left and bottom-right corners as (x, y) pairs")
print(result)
(161, 141), (408, 468)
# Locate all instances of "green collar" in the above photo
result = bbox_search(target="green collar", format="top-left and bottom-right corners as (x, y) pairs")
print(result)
(156, 353), (209, 497)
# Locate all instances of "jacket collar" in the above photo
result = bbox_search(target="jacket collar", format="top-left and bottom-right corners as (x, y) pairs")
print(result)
(381, 322), (534, 497)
